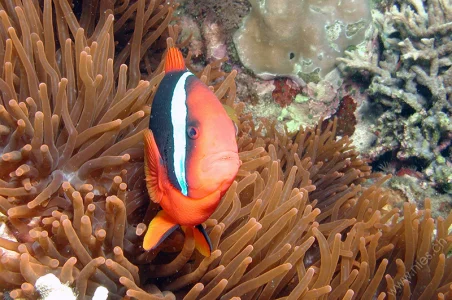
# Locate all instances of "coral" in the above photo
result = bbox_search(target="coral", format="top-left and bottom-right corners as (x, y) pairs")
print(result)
(177, 15), (204, 58)
(180, 0), (365, 133)
(175, 12), (230, 63)
(326, 95), (357, 137)
(202, 14), (228, 61)
(0, 1), (452, 300)
(272, 78), (301, 108)
(179, 0), (250, 37)
(35, 274), (76, 300)
(175, 0), (251, 68)
(233, 0), (372, 83)
(234, 73), (286, 131)
(34, 273), (108, 299)
(277, 70), (343, 132)
(386, 174), (452, 217)
(338, 0), (452, 193)
(239, 70), (363, 135)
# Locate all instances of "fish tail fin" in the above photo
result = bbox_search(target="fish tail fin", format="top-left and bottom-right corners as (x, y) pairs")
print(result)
(143, 210), (179, 251)
(182, 225), (212, 257)
(165, 47), (186, 73)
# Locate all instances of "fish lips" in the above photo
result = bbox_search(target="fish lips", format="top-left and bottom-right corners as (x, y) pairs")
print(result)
(198, 150), (240, 192)
(189, 151), (240, 199)
(201, 150), (240, 173)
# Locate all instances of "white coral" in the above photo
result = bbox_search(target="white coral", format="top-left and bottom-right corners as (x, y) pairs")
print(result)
(35, 274), (76, 300)
(34, 273), (108, 300)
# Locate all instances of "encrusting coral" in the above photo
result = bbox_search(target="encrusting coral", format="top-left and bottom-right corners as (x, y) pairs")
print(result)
(338, 0), (452, 193)
(233, 0), (372, 83)
(0, 1), (452, 300)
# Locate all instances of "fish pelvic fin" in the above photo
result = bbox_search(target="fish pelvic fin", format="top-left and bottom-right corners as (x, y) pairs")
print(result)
(143, 210), (179, 251)
(143, 129), (164, 204)
(165, 47), (186, 73)
(182, 225), (212, 257)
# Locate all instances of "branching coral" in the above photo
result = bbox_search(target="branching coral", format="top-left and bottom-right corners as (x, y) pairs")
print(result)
(0, 1), (451, 300)
(338, 0), (452, 193)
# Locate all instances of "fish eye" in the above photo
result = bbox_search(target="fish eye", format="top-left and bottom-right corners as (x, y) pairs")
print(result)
(187, 126), (199, 139)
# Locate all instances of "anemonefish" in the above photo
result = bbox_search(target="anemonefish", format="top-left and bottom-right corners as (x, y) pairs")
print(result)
(142, 47), (240, 257)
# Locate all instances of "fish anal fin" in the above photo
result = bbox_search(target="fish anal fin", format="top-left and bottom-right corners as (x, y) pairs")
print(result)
(143, 210), (179, 251)
(194, 224), (212, 257)
(165, 48), (186, 73)
(181, 225), (212, 257)
(143, 129), (164, 203)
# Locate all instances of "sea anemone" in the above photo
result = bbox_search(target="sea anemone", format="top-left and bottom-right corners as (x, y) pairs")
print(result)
(0, 1), (451, 300)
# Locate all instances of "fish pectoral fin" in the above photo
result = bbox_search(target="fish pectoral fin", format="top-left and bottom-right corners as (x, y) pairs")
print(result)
(143, 129), (165, 203)
(143, 210), (179, 251)
(181, 225), (212, 257)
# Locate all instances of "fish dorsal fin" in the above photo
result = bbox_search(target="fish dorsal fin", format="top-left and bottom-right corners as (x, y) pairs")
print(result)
(165, 47), (186, 73)
(143, 129), (165, 203)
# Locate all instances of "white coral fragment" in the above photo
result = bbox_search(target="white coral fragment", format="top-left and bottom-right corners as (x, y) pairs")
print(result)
(34, 273), (109, 300)
(35, 274), (76, 300)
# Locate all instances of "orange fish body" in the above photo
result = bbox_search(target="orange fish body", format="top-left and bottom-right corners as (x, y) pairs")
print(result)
(142, 48), (240, 256)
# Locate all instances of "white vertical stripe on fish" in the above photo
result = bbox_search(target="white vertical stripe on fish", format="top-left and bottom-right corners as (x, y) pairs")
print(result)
(171, 71), (192, 196)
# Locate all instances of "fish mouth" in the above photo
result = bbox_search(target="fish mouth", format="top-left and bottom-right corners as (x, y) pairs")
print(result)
(190, 150), (240, 197)
(201, 150), (240, 172)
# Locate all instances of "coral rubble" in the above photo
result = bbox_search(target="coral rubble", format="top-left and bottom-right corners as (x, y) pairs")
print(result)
(338, 0), (452, 193)
(0, 1), (451, 300)
(233, 0), (371, 83)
